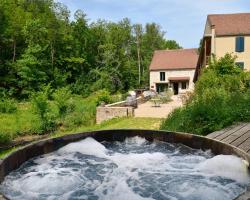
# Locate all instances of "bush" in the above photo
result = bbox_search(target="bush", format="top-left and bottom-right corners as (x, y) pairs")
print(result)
(160, 54), (250, 135)
(90, 89), (112, 106)
(53, 87), (74, 118)
(161, 89), (232, 135)
(30, 86), (56, 133)
(0, 131), (12, 144)
(0, 99), (17, 113)
(159, 90), (173, 103)
(63, 98), (96, 128)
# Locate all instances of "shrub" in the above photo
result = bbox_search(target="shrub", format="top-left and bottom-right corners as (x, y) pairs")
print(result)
(180, 91), (194, 105)
(90, 89), (112, 106)
(161, 88), (234, 135)
(30, 86), (56, 133)
(63, 98), (96, 128)
(160, 54), (250, 135)
(159, 90), (173, 103)
(0, 131), (12, 144)
(53, 87), (73, 118)
(0, 99), (17, 113)
(110, 92), (123, 103)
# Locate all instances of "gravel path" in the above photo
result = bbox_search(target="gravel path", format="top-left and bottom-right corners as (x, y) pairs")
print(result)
(134, 95), (183, 118)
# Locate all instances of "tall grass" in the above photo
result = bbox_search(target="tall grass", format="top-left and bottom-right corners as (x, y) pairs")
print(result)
(0, 103), (40, 143)
(0, 98), (17, 113)
(0, 89), (116, 143)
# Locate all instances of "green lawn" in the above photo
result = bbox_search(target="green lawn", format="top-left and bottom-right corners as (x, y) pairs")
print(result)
(0, 117), (162, 158)
(52, 117), (162, 138)
(99, 117), (161, 130)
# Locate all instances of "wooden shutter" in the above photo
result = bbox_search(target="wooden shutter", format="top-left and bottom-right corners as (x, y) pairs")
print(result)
(236, 37), (244, 52)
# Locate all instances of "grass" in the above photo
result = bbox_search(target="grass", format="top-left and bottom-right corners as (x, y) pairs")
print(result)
(0, 117), (162, 158)
(0, 95), (97, 143)
(53, 117), (162, 138)
(0, 146), (18, 158)
(0, 103), (40, 141)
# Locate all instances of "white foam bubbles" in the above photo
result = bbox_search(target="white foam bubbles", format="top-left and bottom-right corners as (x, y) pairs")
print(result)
(1, 137), (249, 200)
(98, 179), (153, 200)
(124, 136), (147, 146)
(58, 137), (108, 158)
(197, 155), (250, 183)
(110, 152), (167, 169)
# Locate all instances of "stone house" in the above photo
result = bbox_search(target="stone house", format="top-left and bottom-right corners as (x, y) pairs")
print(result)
(194, 13), (250, 81)
(149, 49), (198, 95)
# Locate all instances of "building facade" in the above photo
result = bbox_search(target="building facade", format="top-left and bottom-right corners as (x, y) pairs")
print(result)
(194, 13), (250, 81)
(149, 49), (198, 95)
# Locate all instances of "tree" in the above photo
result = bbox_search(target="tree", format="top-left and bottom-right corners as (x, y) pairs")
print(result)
(164, 40), (182, 49)
(0, 0), (182, 98)
(133, 24), (143, 86)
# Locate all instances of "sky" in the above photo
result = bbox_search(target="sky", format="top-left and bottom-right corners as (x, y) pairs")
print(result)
(58, 0), (250, 48)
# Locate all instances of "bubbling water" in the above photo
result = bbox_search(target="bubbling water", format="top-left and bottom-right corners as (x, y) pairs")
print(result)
(1, 137), (249, 200)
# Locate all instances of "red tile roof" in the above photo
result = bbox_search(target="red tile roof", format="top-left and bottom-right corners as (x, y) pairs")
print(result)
(208, 13), (250, 36)
(149, 48), (198, 71)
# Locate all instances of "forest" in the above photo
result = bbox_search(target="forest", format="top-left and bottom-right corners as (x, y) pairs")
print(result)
(0, 0), (182, 144)
(0, 0), (181, 99)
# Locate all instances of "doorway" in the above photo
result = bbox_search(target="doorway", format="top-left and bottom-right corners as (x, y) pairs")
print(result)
(173, 82), (179, 95)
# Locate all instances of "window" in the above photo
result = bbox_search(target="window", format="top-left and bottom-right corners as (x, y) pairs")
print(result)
(160, 72), (165, 81)
(235, 36), (244, 52)
(235, 62), (244, 70)
(181, 82), (187, 89)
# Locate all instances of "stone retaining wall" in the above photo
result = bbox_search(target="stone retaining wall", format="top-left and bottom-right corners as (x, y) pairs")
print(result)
(96, 96), (149, 124)
(96, 106), (134, 124)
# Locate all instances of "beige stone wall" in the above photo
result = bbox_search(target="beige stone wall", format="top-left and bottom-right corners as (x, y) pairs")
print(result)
(215, 36), (250, 71)
(95, 96), (148, 124)
(96, 107), (134, 124)
(150, 69), (195, 93)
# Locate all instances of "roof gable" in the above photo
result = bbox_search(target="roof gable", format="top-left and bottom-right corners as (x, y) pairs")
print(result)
(208, 13), (250, 36)
(149, 49), (198, 71)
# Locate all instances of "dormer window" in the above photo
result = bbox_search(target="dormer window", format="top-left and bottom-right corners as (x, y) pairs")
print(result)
(235, 36), (244, 52)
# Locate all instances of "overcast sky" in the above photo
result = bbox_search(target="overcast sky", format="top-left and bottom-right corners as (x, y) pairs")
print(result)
(58, 0), (250, 48)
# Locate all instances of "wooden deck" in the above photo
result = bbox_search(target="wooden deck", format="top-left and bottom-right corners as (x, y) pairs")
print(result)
(207, 123), (250, 154)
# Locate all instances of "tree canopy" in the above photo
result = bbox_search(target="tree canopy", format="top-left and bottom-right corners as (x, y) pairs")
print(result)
(0, 0), (182, 99)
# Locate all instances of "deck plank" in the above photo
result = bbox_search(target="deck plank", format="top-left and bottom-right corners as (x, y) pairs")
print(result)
(221, 124), (250, 144)
(214, 123), (247, 141)
(231, 130), (250, 147)
(207, 126), (232, 139)
(238, 138), (250, 153)
(207, 123), (250, 154)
